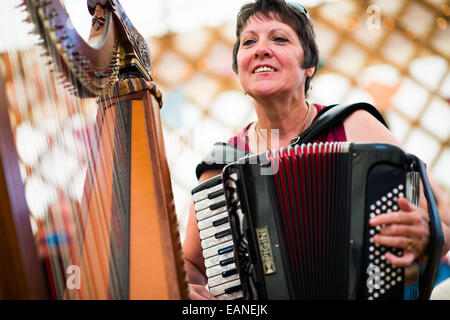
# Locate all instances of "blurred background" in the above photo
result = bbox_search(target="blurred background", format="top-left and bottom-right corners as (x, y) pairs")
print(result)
(1, 0), (449, 247)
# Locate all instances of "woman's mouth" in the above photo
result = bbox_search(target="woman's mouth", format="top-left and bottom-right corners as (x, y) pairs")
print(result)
(253, 65), (277, 73)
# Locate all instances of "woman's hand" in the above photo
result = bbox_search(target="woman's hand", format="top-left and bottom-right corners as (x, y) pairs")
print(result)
(188, 283), (217, 300)
(369, 197), (430, 267)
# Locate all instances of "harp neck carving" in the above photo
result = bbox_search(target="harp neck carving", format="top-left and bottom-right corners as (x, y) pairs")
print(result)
(23, 0), (154, 97)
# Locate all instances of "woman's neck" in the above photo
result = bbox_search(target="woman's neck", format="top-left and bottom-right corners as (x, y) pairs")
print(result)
(248, 95), (316, 152)
(255, 97), (313, 136)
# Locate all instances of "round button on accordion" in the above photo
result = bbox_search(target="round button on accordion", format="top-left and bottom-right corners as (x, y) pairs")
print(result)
(191, 142), (444, 300)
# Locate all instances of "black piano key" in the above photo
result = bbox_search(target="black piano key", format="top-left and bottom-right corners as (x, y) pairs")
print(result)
(191, 175), (222, 194)
(212, 216), (229, 227)
(215, 229), (232, 239)
(210, 200), (226, 211)
(208, 189), (225, 199)
(222, 269), (238, 277)
(218, 245), (234, 255)
(220, 258), (234, 266)
(224, 285), (242, 294)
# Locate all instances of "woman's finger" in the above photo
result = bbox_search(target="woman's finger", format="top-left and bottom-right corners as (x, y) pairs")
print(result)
(397, 197), (416, 212)
(370, 233), (416, 267)
(384, 251), (415, 268)
(378, 223), (423, 238)
(189, 284), (216, 300)
(369, 210), (414, 227)
(373, 234), (412, 250)
(369, 198), (428, 228)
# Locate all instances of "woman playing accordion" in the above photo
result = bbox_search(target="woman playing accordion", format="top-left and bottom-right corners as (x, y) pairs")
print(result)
(183, 0), (450, 300)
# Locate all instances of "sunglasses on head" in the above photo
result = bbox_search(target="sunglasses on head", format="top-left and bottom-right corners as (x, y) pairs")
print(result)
(287, 2), (311, 26)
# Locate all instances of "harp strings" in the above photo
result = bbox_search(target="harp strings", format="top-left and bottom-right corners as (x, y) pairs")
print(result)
(40, 24), (90, 299)
(60, 44), (128, 299)
(3, 46), (83, 299)
(64, 43), (131, 300)
(2, 17), (129, 299)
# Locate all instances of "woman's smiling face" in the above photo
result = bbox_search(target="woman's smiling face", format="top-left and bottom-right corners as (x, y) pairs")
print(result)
(236, 14), (314, 100)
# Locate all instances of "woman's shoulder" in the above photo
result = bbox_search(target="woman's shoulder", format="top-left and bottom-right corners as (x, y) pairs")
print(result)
(343, 108), (400, 145)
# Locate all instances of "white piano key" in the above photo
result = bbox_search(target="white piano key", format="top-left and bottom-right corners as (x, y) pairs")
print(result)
(202, 240), (234, 259)
(216, 290), (243, 300)
(192, 183), (223, 202)
(194, 194), (225, 212)
(199, 223), (231, 240)
(201, 233), (233, 250)
(197, 211), (229, 230)
(208, 271), (240, 287)
(195, 205), (227, 222)
(209, 278), (241, 295)
(204, 251), (234, 268)
(206, 262), (237, 278)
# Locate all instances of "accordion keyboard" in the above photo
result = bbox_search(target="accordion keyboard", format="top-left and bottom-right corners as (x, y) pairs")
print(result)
(191, 175), (243, 300)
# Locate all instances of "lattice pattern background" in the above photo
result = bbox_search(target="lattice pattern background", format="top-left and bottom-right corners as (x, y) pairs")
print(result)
(151, 0), (450, 240)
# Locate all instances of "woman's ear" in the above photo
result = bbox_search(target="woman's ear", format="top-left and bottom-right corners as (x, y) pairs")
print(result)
(305, 66), (315, 78)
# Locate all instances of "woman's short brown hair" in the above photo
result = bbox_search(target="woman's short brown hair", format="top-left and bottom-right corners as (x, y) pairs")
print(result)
(232, 0), (319, 93)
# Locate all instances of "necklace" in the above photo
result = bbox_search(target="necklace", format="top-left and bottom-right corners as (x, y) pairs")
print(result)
(255, 102), (312, 152)
(255, 121), (270, 151)
(295, 102), (312, 136)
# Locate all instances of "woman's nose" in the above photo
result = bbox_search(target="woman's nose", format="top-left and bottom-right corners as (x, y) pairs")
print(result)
(254, 45), (272, 59)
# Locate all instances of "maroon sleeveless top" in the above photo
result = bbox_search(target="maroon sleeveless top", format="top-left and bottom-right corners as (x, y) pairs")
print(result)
(227, 104), (347, 152)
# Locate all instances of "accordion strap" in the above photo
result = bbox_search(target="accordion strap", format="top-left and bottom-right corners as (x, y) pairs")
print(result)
(408, 155), (444, 300)
(289, 102), (389, 146)
(195, 102), (388, 179)
(195, 142), (248, 179)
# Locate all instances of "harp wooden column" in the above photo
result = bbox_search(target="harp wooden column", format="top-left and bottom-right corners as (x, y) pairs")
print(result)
(115, 79), (188, 299)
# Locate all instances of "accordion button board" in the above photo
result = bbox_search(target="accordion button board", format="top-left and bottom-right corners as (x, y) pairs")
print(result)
(366, 184), (406, 300)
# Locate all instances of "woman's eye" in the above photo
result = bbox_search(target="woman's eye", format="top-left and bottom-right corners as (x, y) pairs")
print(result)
(242, 38), (256, 46)
(273, 37), (288, 43)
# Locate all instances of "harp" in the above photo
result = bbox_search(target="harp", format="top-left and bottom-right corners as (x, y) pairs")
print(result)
(0, 0), (188, 299)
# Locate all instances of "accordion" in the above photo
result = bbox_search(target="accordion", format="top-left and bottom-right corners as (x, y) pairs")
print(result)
(191, 142), (443, 300)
